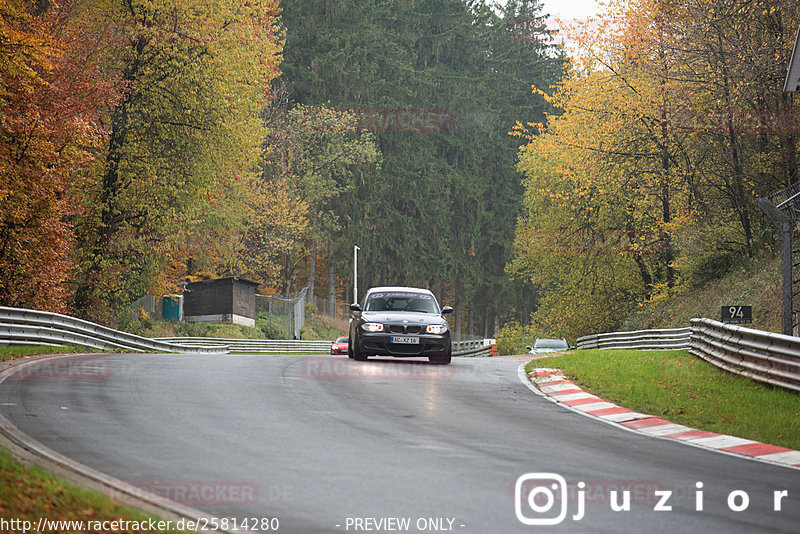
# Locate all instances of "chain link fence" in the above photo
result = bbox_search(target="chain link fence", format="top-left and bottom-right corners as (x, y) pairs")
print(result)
(257, 286), (308, 339)
(309, 296), (351, 321)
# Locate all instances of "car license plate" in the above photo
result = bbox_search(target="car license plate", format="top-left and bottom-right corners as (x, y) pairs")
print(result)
(391, 336), (419, 345)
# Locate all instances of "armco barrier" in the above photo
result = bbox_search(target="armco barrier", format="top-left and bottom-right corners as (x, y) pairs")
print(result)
(0, 307), (494, 358)
(576, 320), (800, 393)
(689, 318), (800, 393)
(576, 328), (691, 351)
(0, 307), (227, 354)
(158, 337), (496, 356)
(452, 339), (494, 357)
(156, 337), (330, 353)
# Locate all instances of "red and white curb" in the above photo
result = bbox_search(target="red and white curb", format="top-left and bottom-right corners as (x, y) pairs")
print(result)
(519, 365), (800, 471)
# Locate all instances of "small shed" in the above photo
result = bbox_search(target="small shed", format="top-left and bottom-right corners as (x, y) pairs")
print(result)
(183, 277), (261, 327)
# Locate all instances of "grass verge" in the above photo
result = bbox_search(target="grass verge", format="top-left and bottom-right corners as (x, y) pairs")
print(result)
(0, 447), (190, 533)
(0, 345), (90, 363)
(124, 311), (349, 342)
(622, 253), (781, 333)
(526, 349), (800, 450)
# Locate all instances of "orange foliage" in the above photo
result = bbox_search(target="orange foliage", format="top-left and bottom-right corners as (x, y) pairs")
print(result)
(0, 0), (120, 312)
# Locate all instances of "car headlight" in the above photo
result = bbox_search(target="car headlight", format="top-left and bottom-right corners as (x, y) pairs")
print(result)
(361, 322), (384, 332)
(426, 324), (448, 334)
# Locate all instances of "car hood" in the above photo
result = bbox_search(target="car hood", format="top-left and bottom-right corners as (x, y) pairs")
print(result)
(361, 311), (446, 325)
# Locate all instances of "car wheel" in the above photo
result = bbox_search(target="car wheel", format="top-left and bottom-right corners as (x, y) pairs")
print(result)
(429, 346), (451, 364)
(351, 336), (368, 361)
(347, 338), (354, 359)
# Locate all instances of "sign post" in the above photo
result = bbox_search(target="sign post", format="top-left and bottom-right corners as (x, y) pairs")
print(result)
(353, 245), (360, 305)
(721, 305), (752, 325)
(757, 190), (797, 336)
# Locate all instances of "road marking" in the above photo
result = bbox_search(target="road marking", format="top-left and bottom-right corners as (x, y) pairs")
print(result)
(549, 392), (597, 402)
(755, 450), (800, 466)
(621, 417), (672, 429)
(661, 429), (720, 441)
(687, 435), (758, 449)
(638, 424), (693, 437)
(540, 382), (580, 394)
(519, 362), (800, 472)
(572, 401), (618, 412)
(562, 396), (603, 406)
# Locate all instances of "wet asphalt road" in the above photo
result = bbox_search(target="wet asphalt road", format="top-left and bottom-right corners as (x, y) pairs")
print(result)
(1, 353), (798, 533)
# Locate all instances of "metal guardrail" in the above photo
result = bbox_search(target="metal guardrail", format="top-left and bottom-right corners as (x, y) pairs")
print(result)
(452, 339), (494, 357)
(0, 307), (228, 354)
(0, 306), (498, 358)
(689, 318), (800, 393)
(158, 337), (497, 356)
(156, 337), (331, 353)
(577, 328), (692, 351)
(576, 320), (800, 393)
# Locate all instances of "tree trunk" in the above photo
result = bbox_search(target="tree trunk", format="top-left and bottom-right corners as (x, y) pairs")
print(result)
(327, 244), (336, 317)
(467, 302), (474, 338)
(308, 238), (316, 303)
(717, 29), (753, 256)
(381, 263), (388, 286)
(453, 295), (462, 343)
(74, 35), (146, 316)
(285, 253), (291, 295)
(661, 143), (675, 289)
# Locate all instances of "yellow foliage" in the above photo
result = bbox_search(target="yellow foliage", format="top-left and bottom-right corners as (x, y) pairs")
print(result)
(508, 0), (800, 338)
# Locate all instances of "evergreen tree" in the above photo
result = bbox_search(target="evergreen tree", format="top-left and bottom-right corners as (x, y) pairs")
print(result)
(279, 0), (564, 334)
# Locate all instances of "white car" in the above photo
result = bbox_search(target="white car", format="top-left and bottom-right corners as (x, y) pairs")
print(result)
(527, 338), (570, 354)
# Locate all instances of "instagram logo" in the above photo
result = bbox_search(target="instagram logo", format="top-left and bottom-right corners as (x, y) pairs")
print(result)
(514, 473), (789, 524)
(515, 473), (574, 526)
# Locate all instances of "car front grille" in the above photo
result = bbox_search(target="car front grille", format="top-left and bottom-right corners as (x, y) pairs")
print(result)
(387, 324), (422, 334)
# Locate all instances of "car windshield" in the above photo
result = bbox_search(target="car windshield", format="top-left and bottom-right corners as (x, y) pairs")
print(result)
(364, 292), (439, 314)
(534, 339), (568, 350)
(335, 337), (348, 343)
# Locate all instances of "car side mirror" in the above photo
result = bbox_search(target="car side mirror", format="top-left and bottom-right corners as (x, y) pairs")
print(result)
(526, 346), (533, 351)
(441, 306), (453, 314)
(350, 303), (362, 312)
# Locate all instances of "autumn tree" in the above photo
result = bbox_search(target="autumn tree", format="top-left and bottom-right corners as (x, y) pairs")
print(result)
(664, 0), (800, 260)
(72, 0), (283, 322)
(257, 104), (379, 297)
(509, 0), (800, 339)
(242, 174), (309, 290)
(0, 0), (119, 312)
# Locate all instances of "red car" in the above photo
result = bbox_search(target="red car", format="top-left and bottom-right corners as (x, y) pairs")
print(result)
(330, 336), (349, 355)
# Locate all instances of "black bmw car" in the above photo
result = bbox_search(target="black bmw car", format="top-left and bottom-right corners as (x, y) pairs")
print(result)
(348, 287), (453, 364)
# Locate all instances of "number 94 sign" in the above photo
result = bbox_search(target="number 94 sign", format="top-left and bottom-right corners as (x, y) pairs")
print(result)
(721, 305), (752, 324)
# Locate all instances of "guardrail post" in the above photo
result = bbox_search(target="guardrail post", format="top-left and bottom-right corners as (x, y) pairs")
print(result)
(756, 197), (794, 336)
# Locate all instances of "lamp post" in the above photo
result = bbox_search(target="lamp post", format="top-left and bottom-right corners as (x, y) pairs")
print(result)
(353, 245), (360, 305)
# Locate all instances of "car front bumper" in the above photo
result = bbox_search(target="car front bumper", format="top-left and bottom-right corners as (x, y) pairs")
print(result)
(356, 332), (451, 357)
